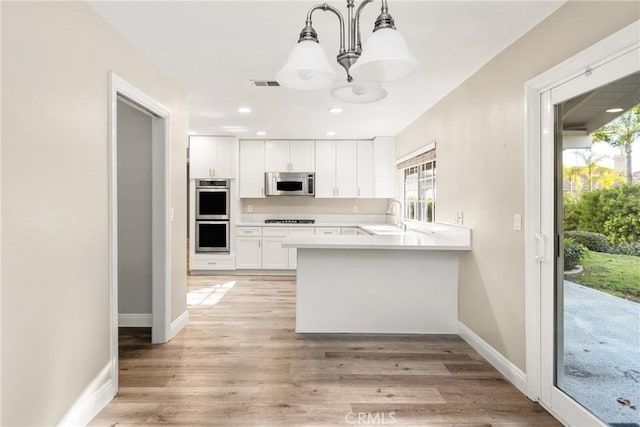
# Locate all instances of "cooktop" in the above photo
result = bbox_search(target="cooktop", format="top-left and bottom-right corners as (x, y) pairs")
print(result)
(264, 219), (315, 224)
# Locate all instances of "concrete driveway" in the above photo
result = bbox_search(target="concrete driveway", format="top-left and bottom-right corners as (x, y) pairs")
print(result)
(561, 280), (640, 426)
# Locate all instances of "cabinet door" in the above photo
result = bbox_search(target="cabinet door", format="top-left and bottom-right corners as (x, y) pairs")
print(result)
(289, 140), (315, 172)
(335, 141), (357, 198)
(373, 136), (395, 198)
(356, 140), (374, 198)
(264, 140), (290, 172)
(235, 237), (262, 269)
(239, 140), (265, 198)
(213, 137), (235, 178)
(262, 237), (289, 269)
(314, 140), (336, 198)
(189, 136), (216, 178)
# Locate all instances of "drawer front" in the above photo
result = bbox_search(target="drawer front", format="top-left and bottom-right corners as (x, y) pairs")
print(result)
(315, 227), (341, 235)
(236, 226), (262, 236)
(190, 256), (236, 270)
(262, 227), (289, 237)
(341, 227), (359, 235)
(288, 226), (315, 236)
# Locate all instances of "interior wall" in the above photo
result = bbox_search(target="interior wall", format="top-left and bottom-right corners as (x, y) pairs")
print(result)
(242, 198), (388, 215)
(117, 101), (152, 315)
(395, 2), (639, 371)
(1, 2), (188, 425)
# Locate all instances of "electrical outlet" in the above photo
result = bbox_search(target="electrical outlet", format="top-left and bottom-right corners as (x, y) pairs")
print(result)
(513, 213), (522, 231)
(247, 204), (253, 213)
(353, 205), (358, 214)
(456, 211), (464, 225)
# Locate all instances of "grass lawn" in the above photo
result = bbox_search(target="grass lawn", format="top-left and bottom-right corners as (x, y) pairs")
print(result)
(569, 251), (640, 302)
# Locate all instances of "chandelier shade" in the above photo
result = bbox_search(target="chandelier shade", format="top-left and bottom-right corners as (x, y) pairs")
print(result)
(276, 0), (418, 103)
(276, 40), (337, 90)
(331, 81), (387, 103)
(350, 27), (419, 82)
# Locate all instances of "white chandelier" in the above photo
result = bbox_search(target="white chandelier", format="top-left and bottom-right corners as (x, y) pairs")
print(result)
(276, 0), (418, 103)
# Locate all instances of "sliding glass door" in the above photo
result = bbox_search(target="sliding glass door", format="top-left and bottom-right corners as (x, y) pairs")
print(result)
(540, 47), (640, 426)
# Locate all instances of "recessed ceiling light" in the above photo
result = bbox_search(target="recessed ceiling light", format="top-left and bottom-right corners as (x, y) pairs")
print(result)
(326, 131), (336, 136)
(328, 107), (343, 114)
(606, 108), (624, 113)
(238, 107), (252, 114)
(256, 131), (267, 136)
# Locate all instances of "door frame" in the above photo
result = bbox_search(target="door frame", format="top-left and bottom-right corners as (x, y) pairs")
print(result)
(108, 72), (172, 389)
(524, 20), (639, 424)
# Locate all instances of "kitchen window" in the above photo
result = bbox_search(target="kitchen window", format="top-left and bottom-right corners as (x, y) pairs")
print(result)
(398, 146), (436, 223)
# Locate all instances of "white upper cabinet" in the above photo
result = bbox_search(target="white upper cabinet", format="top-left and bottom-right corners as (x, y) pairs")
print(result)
(315, 140), (357, 198)
(356, 140), (374, 198)
(314, 140), (337, 198)
(289, 140), (315, 172)
(239, 140), (265, 198)
(335, 141), (357, 198)
(264, 140), (315, 172)
(373, 136), (396, 198)
(189, 136), (235, 179)
(264, 140), (290, 172)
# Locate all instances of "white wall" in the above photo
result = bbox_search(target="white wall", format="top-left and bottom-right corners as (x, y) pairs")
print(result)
(395, 2), (639, 370)
(117, 100), (152, 315)
(1, 2), (188, 425)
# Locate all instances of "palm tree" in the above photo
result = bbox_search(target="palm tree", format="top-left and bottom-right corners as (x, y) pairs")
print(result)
(592, 105), (640, 183)
(576, 151), (608, 191)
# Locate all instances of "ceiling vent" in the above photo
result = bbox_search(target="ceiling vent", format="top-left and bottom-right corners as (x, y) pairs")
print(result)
(250, 80), (280, 87)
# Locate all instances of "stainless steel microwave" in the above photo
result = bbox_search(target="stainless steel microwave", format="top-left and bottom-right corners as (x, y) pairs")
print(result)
(265, 172), (315, 196)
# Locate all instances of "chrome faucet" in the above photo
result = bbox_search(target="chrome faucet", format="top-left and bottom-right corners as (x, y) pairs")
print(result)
(387, 199), (403, 227)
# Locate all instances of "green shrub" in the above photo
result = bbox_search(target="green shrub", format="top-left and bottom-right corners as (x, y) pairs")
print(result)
(612, 242), (640, 257)
(564, 231), (611, 253)
(571, 184), (640, 245)
(564, 239), (586, 271)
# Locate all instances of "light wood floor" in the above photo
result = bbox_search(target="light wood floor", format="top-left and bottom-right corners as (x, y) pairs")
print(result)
(91, 275), (560, 426)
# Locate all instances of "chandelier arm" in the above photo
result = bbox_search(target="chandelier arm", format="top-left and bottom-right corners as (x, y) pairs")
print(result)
(354, 0), (373, 52)
(304, 3), (346, 53)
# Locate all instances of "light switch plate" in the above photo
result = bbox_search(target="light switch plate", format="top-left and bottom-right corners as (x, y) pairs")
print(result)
(456, 211), (464, 225)
(513, 213), (522, 231)
(247, 204), (253, 213)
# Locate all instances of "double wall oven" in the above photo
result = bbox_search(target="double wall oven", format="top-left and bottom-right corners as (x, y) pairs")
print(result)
(195, 179), (230, 252)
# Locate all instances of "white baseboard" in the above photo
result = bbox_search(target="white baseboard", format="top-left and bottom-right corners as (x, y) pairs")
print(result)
(118, 313), (152, 327)
(168, 310), (189, 340)
(458, 321), (528, 395)
(57, 364), (116, 427)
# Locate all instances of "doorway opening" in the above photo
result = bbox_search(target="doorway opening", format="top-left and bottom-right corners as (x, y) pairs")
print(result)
(109, 73), (172, 393)
(525, 20), (639, 427)
(554, 73), (640, 426)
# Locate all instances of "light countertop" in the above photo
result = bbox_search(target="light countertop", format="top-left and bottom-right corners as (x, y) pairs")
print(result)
(282, 224), (472, 251)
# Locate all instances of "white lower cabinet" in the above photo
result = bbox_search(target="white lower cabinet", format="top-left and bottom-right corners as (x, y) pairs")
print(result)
(235, 227), (262, 269)
(235, 237), (262, 269)
(315, 227), (341, 235)
(262, 236), (289, 269)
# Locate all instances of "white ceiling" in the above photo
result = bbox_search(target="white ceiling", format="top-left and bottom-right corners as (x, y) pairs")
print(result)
(89, 1), (563, 140)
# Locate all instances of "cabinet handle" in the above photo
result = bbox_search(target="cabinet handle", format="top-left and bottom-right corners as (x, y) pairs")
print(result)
(208, 262), (217, 265)
(212, 168), (216, 177)
(357, 188), (361, 197)
(336, 187), (339, 197)
(258, 240), (261, 248)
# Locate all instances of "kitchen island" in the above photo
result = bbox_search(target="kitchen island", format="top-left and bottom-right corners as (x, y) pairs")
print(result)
(282, 223), (471, 334)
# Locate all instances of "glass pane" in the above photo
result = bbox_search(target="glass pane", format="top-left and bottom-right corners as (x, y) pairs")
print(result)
(554, 72), (640, 426)
(198, 190), (228, 216)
